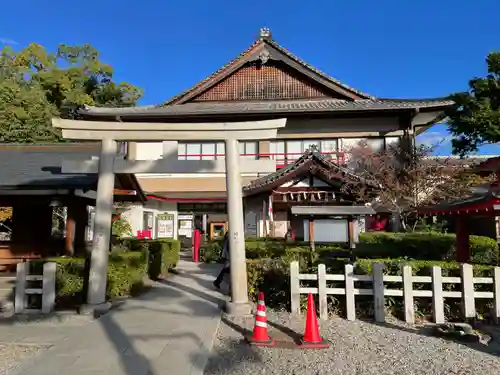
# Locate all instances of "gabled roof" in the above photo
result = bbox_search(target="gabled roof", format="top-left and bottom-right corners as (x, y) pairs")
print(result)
(242, 148), (379, 196)
(164, 28), (373, 105)
(79, 28), (454, 119)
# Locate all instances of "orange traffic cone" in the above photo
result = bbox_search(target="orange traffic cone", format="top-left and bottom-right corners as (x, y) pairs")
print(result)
(299, 293), (329, 348)
(247, 291), (275, 347)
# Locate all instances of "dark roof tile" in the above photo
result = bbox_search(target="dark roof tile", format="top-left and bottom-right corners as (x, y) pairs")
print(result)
(0, 143), (101, 189)
(80, 98), (454, 118)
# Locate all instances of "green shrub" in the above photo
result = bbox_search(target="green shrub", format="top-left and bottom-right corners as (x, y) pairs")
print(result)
(245, 256), (497, 322)
(469, 235), (499, 264)
(46, 250), (149, 309)
(201, 232), (499, 265)
(107, 251), (148, 297)
(147, 239), (181, 279)
(117, 237), (181, 279)
(357, 232), (499, 264)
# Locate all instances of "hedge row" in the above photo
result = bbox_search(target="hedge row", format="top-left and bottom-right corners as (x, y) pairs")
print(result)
(118, 237), (181, 279)
(201, 232), (499, 322)
(31, 238), (181, 309)
(201, 232), (499, 265)
(246, 257), (497, 322)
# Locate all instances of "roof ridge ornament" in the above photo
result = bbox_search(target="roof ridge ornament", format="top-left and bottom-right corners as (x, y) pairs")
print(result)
(307, 144), (319, 153)
(258, 50), (270, 65)
(259, 27), (272, 40)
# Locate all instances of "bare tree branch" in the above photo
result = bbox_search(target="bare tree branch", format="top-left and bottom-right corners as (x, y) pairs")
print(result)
(340, 140), (493, 230)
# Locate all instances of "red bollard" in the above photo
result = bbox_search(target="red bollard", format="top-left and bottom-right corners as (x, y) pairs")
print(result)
(193, 229), (200, 263)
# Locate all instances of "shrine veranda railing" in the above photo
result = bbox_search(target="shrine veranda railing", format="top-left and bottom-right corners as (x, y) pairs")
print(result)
(289, 261), (500, 324)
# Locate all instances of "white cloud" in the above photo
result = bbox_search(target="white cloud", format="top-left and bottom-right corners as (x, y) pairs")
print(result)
(417, 131), (452, 147)
(0, 38), (18, 45)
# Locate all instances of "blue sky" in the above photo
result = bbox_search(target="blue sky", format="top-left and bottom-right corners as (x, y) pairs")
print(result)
(1, 0), (499, 155)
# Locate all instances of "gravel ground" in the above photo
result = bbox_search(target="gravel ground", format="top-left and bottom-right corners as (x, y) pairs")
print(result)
(0, 344), (48, 375)
(204, 310), (500, 375)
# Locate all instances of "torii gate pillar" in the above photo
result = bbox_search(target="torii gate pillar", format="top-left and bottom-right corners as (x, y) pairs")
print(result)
(224, 138), (249, 315)
(86, 138), (116, 309)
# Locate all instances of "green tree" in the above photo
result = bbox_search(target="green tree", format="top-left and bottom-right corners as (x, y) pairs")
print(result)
(447, 52), (500, 156)
(0, 43), (142, 143)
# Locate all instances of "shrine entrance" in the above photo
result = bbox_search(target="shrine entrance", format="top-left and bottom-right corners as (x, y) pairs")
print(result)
(52, 117), (286, 316)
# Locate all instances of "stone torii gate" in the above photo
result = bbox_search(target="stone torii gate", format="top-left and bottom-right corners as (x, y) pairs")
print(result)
(52, 117), (287, 315)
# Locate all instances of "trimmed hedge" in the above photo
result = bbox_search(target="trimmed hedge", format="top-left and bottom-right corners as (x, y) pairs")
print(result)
(24, 238), (179, 310)
(201, 232), (499, 322)
(245, 256), (497, 322)
(44, 250), (149, 308)
(117, 237), (181, 279)
(201, 232), (499, 265)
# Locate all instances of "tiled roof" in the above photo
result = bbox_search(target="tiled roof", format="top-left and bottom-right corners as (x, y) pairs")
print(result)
(243, 149), (379, 194)
(80, 97), (454, 118)
(0, 143), (101, 189)
(418, 189), (500, 213)
(163, 30), (374, 105)
(79, 29), (454, 119)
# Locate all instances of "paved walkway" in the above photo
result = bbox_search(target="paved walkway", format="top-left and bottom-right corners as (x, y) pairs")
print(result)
(12, 260), (226, 375)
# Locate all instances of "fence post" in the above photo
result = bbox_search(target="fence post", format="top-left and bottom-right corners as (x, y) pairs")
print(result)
(402, 264), (415, 324)
(290, 261), (300, 315)
(42, 262), (56, 314)
(372, 262), (385, 323)
(432, 266), (445, 324)
(318, 264), (328, 320)
(493, 267), (500, 324)
(460, 263), (475, 321)
(344, 263), (355, 321)
(14, 262), (26, 314)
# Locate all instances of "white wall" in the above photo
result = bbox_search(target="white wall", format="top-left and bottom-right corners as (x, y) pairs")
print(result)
(121, 200), (178, 239)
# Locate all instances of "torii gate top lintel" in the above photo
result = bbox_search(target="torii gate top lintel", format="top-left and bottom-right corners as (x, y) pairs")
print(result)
(52, 118), (287, 141)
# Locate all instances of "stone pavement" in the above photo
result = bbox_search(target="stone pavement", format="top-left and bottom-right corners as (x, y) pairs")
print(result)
(11, 260), (226, 375)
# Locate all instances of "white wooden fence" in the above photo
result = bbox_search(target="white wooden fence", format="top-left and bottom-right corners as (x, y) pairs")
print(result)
(15, 262), (56, 314)
(290, 261), (500, 324)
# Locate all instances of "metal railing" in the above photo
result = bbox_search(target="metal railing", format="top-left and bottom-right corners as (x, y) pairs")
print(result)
(177, 151), (345, 168)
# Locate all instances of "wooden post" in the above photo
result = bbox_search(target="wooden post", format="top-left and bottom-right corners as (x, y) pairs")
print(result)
(308, 218), (315, 252)
(372, 263), (385, 322)
(65, 206), (76, 256)
(432, 266), (445, 324)
(348, 217), (356, 262)
(493, 267), (500, 324)
(402, 265), (415, 324)
(456, 216), (470, 263)
(290, 261), (300, 315)
(262, 196), (267, 237)
(318, 264), (328, 320)
(344, 263), (355, 321)
(460, 263), (475, 321)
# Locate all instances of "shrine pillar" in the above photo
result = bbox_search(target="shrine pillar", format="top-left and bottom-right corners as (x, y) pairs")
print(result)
(86, 138), (116, 308)
(224, 138), (250, 315)
(456, 215), (470, 263)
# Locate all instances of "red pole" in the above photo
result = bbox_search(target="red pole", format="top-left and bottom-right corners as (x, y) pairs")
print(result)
(193, 229), (200, 263)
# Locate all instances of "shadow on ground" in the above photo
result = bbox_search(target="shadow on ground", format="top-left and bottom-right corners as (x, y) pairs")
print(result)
(369, 320), (500, 357)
